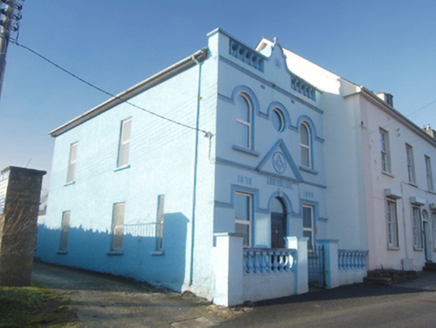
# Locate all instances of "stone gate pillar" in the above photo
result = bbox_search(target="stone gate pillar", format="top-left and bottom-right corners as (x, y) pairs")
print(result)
(0, 166), (46, 286)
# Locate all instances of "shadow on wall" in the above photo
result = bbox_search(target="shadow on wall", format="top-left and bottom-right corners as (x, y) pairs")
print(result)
(35, 213), (188, 292)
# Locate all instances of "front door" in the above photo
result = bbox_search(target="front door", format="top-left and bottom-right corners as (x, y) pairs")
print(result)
(271, 197), (287, 248)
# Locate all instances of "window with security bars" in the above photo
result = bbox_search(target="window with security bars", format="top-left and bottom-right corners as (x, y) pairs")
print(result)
(111, 202), (125, 252)
(66, 142), (78, 183)
(118, 118), (132, 168)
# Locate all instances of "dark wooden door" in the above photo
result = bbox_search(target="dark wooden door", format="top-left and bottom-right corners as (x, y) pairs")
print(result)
(271, 213), (286, 248)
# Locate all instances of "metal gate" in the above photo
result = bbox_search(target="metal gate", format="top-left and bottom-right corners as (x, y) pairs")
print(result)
(308, 244), (326, 288)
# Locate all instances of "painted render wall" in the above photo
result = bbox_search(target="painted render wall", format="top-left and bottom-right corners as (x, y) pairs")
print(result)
(36, 52), (219, 296)
(359, 95), (436, 271)
(211, 30), (327, 249)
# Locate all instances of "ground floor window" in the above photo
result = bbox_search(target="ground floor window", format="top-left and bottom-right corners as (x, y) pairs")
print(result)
(386, 199), (399, 248)
(432, 212), (436, 252)
(59, 211), (70, 251)
(412, 205), (423, 250)
(111, 202), (125, 252)
(303, 205), (314, 250)
(235, 192), (252, 247)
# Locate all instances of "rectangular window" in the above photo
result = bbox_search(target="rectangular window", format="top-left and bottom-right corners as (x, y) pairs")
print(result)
(386, 199), (399, 248)
(380, 129), (391, 173)
(303, 205), (314, 250)
(406, 144), (416, 184)
(66, 142), (78, 183)
(425, 155), (434, 192)
(155, 195), (165, 251)
(235, 192), (252, 247)
(59, 211), (70, 251)
(412, 205), (423, 250)
(118, 118), (132, 168)
(111, 202), (125, 252)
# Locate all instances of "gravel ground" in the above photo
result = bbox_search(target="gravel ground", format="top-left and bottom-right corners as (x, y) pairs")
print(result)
(31, 262), (249, 327)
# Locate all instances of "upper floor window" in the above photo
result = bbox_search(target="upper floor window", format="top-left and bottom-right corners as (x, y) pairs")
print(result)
(425, 155), (434, 192)
(235, 192), (252, 247)
(379, 129), (391, 173)
(271, 108), (285, 132)
(235, 93), (252, 149)
(406, 144), (416, 184)
(300, 122), (311, 168)
(118, 118), (132, 168)
(66, 142), (78, 183)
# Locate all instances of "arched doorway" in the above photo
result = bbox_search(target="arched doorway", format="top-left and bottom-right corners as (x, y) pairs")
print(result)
(271, 197), (287, 248)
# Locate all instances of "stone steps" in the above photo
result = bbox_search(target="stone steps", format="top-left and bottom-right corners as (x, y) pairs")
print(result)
(364, 269), (417, 285)
(423, 262), (436, 272)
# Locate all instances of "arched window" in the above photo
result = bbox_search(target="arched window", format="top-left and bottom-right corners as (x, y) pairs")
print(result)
(236, 93), (252, 148)
(300, 122), (311, 168)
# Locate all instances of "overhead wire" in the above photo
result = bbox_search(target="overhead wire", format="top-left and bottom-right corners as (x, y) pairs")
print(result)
(10, 40), (208, 135)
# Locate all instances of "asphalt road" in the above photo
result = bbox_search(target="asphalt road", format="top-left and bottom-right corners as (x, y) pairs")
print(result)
(219, 271), (436, 327)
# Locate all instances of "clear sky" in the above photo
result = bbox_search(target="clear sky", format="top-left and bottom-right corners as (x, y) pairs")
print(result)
(1, 0), (435, 189)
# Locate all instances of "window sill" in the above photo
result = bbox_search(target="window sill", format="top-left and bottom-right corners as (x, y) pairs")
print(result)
(114, 165), (131, 172)
(107, 251), (124, 256)
(381, 171), (394, 178)
(64, 181), (75, 187)
(387, 247), (400, 251)
(232, 145), (260, 157)
(413, 248), (424, 252)
(428, 190), (436, 195)
(408, 182), (419, 188)
(57, 250), (68, 255)
(299, 166), (318, 175)
(150, 250), (165, 256)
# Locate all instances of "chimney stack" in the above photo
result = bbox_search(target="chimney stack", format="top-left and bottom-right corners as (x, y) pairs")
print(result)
(423, 124), (435, 139)
(376, 92), (394, 107)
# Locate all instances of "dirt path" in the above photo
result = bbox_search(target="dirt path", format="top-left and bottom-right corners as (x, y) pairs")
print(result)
(32, 262), (249, 327)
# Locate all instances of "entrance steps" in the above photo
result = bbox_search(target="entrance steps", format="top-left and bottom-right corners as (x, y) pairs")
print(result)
(363, 269), (417, 286)
(423, 262), (436, 272)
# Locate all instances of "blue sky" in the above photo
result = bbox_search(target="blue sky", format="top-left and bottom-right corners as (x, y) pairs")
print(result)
(1, 0), (435, 188)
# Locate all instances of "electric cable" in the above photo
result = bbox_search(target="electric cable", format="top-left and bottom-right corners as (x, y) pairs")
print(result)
(10, 40), (208, 135)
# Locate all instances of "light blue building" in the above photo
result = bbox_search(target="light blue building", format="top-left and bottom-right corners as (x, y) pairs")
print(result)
(36, 29), (358, 305)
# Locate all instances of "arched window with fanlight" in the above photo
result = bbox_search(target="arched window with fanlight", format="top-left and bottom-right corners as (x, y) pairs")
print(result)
(300, 122), (312, 168)
(236, 93), (252, 149)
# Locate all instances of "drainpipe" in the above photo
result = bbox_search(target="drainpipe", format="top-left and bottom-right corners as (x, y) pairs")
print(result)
(189, 55), (203, 286)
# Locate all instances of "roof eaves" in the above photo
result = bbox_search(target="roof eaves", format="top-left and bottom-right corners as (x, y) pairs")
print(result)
(49, 47), (208, 137)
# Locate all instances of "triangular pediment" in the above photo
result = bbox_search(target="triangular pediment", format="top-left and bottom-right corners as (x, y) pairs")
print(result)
(256, 139), (303, 183)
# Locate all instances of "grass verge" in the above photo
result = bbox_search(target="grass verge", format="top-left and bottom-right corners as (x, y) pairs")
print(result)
(0, 286), (79, 327)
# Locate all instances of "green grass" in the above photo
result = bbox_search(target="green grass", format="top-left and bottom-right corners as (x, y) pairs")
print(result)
(0, 286), (79, 327)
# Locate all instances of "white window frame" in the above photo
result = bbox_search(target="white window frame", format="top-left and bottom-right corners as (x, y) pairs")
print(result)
(235, 192), (252, 247)
(412, 205), (423, 250)
(236, 93), (252, 149)
(425, 155), (434, 192)
(111, 202), (125, 252)
(386, 198), (399, 249)
(66, 142), (78, 183)
(432, 211), (436, 252)
(380, 129), (391, 173)
(117, 118), (132, 168)
(302, 204), (314, 250)
(300, 122), (312, 168)
(406, 144), (416, 184)
(59, 211), (70, 251)
(155, 195), (165, 252)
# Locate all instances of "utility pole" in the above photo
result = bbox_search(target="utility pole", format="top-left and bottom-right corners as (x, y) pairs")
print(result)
(0, 0), (22, 101)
